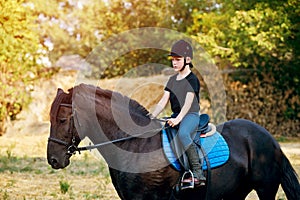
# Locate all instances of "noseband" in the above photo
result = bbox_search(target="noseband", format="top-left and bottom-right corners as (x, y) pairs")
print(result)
(48, 103), (80, 155)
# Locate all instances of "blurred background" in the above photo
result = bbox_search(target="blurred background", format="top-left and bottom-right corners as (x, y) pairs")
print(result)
(0, 0), (299, 199)
(1, 0), (299, 136)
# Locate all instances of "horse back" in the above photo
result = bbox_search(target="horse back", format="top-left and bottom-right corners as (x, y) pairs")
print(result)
(219, 118), (282, 154)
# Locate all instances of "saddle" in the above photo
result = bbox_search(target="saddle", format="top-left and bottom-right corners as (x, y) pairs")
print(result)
(162, 114), (230, 190)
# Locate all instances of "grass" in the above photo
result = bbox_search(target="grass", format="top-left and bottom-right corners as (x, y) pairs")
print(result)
(0, 132), (299, 199)
(60, 180), (71, 194)
(0, 153), (117, 199)
(0, 133), (118, 200)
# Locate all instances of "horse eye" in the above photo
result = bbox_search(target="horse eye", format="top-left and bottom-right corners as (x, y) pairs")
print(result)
(59, 118), (67, 124)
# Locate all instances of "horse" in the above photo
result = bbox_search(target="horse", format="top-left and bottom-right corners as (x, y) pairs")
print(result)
(47, 83), (300, 200)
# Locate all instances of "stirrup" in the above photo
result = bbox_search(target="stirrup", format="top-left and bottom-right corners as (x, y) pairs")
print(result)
(180, 170), (195, 190)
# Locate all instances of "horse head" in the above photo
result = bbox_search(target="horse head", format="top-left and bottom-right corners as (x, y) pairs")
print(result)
(47, 88), (81, 169)
(47, 84), (164, 172)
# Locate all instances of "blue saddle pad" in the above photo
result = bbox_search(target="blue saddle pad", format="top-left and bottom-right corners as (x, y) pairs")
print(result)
(162, 129), (230, 171)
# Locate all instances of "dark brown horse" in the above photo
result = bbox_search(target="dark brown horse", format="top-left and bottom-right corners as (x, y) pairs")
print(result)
(47, 83), (300, 200)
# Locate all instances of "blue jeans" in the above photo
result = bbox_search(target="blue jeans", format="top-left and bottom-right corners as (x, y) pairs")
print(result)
(177, 112), (199, 150)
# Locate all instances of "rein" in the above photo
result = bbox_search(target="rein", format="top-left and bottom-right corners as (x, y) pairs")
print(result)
(48, 103), (167, 155)
(76, 127), (165, 153)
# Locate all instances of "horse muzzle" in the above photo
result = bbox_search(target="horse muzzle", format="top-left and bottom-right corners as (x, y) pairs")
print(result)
(48, 154), (70, 169)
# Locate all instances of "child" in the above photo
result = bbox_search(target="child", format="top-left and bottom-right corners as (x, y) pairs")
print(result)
(151, 40), (205, 186)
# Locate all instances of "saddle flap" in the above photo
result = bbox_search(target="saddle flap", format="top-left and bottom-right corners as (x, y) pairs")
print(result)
(162, 125), (230, 172)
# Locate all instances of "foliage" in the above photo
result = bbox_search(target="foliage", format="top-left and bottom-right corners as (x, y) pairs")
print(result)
(188, 1), (293, 68)
(188, 0), (300, 120)
(225, 74), (299, 136)
(28, 0), (212, 78)
(1, 0), (299, 135)
(82, 0), (172, 78)
(0, 0), (46, 135)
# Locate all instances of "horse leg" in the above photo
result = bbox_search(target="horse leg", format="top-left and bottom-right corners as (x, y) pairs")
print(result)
(255, 183), (279, 200)
(222, 185), (253, 200)
(223, 192), (251, 200)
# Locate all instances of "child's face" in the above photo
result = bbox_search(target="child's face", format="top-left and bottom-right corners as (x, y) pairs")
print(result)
(170, 56), (184, 71)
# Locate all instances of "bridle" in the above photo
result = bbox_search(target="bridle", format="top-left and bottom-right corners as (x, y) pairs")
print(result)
(48, 103), (80, 155)
(48, 103), (167, 155)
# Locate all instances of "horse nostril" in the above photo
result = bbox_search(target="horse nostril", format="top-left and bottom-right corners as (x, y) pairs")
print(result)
(51, 158), (57, 164)
(50, 157), (58, 165)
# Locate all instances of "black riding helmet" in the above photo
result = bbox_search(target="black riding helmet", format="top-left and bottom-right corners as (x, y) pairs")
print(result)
(169, 40), (194, 70)
(168, 39), (193, 59)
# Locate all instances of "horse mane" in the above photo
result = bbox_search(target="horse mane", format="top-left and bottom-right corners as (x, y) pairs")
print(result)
(51, 83), (154, 133)
(75, 83), (150, 118)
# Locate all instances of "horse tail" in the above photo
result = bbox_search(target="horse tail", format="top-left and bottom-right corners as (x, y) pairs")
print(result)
(280, 153), (300, 200)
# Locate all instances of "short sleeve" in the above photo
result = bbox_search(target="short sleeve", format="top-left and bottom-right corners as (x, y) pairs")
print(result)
(187, 76), (200, 93)
(164, 75), (175, 92)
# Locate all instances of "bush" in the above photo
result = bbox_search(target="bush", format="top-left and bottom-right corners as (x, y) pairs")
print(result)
(0, 0), (45, 135)
(225, 72), (300, 137)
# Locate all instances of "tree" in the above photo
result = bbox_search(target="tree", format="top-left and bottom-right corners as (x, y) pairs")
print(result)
(28, 0), (170, 77)
(188, 0), (300, 122)
(29, 0), (216, 78)
(188, 0), (299, 115)
(0, 0), (45, 135)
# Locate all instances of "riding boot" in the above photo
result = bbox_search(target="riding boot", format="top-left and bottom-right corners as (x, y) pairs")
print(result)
(185, 143), (206, 186)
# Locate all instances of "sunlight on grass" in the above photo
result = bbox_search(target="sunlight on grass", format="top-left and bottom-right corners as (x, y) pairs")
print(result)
(0, 133), (118, 199)
(1, 132), (299, 199)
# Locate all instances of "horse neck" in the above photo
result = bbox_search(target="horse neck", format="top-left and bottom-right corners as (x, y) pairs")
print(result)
(80, 95), (166, 172)
(73, 84), (170, 172)
(93, 96), (162, 149)
(96, 109), (168, 173)
(73, 84), (162, 152)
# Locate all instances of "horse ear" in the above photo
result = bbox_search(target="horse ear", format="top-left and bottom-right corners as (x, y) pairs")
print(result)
(67, 87), (74, 94)
(57, 88), (64, 95)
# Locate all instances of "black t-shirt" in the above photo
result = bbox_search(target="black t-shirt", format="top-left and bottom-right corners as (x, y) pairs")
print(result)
(164, 72), (200, 114)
